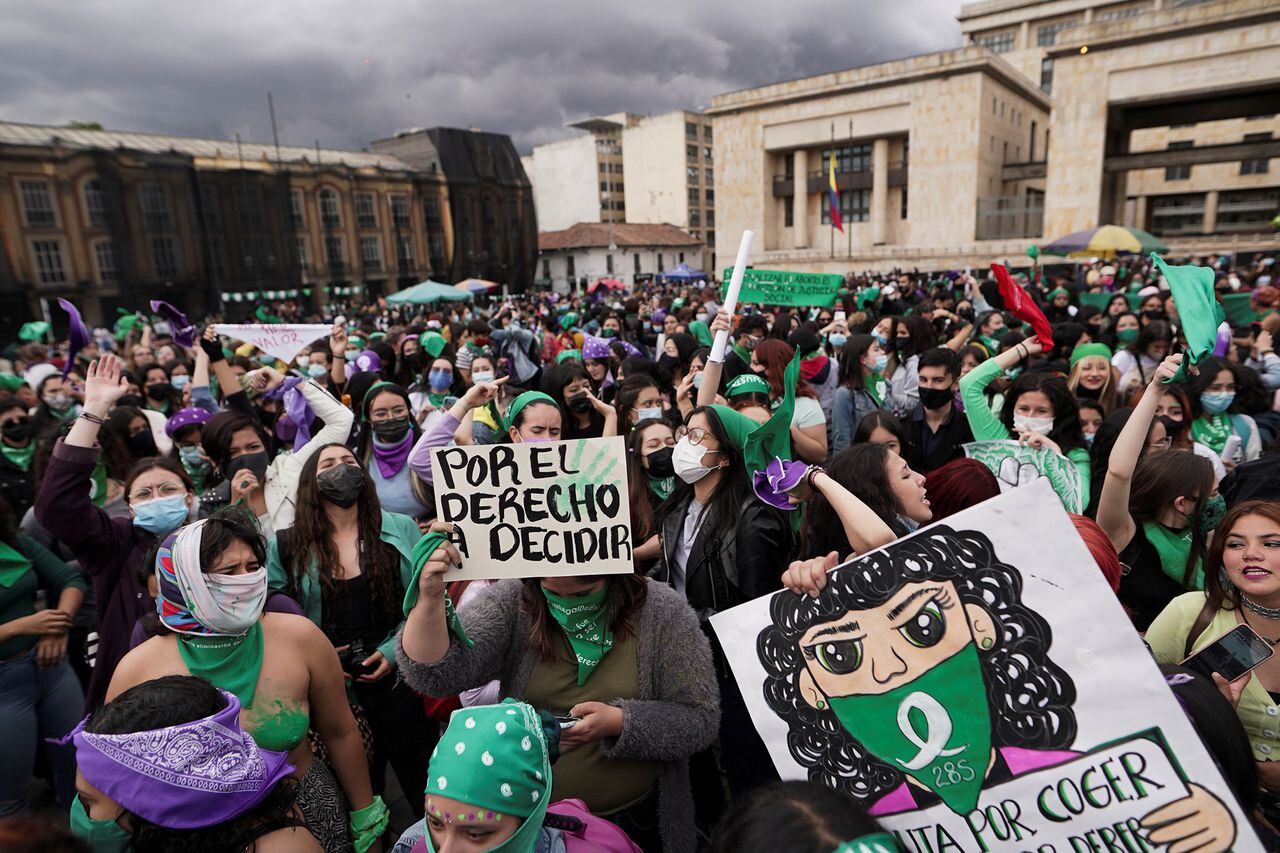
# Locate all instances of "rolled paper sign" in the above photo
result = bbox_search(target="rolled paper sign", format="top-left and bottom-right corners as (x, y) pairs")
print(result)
(709, 230), (755, 364)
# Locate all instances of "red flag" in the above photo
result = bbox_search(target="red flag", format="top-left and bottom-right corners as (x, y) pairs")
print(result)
(991, 263), (1053, 349)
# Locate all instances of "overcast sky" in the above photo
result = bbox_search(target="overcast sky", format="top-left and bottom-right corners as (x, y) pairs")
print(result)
(1, 0), (963, 155)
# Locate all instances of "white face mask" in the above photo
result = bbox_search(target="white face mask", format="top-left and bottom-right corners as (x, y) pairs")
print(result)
(672, 436), (720, 484)
(635, 407), (663, 422)
(1013, 414), (1055, 436)
(199, 569), (268, 635)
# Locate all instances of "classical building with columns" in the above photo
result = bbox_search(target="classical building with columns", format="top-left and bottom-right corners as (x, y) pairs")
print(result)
(709, 0), (1279, 274)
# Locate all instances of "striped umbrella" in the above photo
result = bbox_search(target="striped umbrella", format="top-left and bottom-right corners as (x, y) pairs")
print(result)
(1039, 225), (1168, 259)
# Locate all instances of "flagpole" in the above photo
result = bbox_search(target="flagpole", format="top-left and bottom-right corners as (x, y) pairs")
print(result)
(830, 122), (835, 260)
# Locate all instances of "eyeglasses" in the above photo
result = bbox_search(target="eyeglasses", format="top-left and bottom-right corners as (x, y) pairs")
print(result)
(1147, 436), (1173, 451)
(131, 482), (186, 502)
(371, 407), (409, 420)
(676, 426), (716, 447)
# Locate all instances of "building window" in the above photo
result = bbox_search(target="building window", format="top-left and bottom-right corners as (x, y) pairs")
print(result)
(282, 189), (302, 229)
(423, 195), (442, 224)
(355, 193), (377, 228)
(32, 240), (67, 284)
(634, 253), (641, 274)
(390, 194), (411, 228)
(822, 144), (872, 173)
(1241, 133), (1272, 175)
(566, 255), (575, 279)
(703, 146), (712, 160)
(140, 186), (170, 230)
(686, 166), (699, 182)
(686, 143), (698, 160)
(324, 235), (346, 271)
(703, 125), (712, 142)
(1149, 193), (1205, 236)
(200, 186), (219, 228)
(238, 187), (263, 230)
(975, 30), (1016, 53)
(1098, 3), (1148, 21)
(901, 186), (909, 219)
(1217, 188), (1280, 233)
(319, 188), (342, 228)
(83, 179), (108, 227)
(360, 236), (382, 271)
(657, 254), (664, 272)
(690, 210), (701, 227)
(707, 230), (715, 247)
(291, 236), (309, 272)
(541, 259), (550, 279)
(1037, 19), (1078, 46)
(822, 189), (870, 224)
(686, 121), (698, 138)
(688, 187), (700, 204)
(1040, 58), (1054, 95)
(705, 188), (714, 203)
(1166, 141), (1193, 181)
(705, 167), (713, 185)
(606, 254), (614, 275)
(152, 237), (177, 278)
(208, 236), (227, 279)
(20, 180), (57, 227)
(706, 210), (715, 226)
(784, 196), (794, 227)
(396, 235), (414, 270)
(93, 240), (120, 284)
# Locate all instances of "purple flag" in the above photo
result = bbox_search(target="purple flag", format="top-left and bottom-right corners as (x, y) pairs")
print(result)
(150, 300), (197, 348)
(56, 298), (90, 378)
(264, 376), (313, 452)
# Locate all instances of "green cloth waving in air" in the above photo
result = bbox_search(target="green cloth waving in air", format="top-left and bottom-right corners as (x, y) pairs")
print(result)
(1151, 253), (1225, 384)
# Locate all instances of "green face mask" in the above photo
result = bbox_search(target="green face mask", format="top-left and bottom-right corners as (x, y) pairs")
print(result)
(70, 795), (132, 853)
(1117, 327), (1139, 344)
(827, 643), (992, 815)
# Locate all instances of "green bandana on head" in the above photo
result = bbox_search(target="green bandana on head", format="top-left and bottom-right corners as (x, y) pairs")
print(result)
(1151, 253), (1224, 383)
(556, 349), (582, 364)
(501, 391), (558, 434)
(828, 643), (992, 815)
(1068, 342), (1113, 368)
(540, 582), (613, 684)
(561, 312), (579, 329)
(0, 374), (25, 394)
(725, 373), (769, 399)
(425, 701), (552, 853)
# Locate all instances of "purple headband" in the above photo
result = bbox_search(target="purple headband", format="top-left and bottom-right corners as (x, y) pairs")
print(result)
(58, 689), (293, 829)
(164, 407), (212, 438)
(582, 335), (612, 360)
(752, 457), (809, 511)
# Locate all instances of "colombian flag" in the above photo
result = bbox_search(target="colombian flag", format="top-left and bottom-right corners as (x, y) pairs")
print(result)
(828, 155), (843, 233)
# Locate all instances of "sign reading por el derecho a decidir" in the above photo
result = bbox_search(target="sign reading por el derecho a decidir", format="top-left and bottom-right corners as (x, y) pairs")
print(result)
(710, 479), (1263, 852)
(431, 436), (634, 581)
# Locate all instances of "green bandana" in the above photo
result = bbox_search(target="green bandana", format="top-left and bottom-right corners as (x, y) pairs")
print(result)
(1117, 327), (1139, 345)
(864, 372), (886, 408)
(421, 331), (447, 358)
(402, 532), (474, 647)
(730, 342), (750, 362)
(556, 349), (581, 364)
(428, 391), (451, 409)
(89, 456), (109, 507)
(425, 700), (552, 853)
(828, 643), (992, 815)
(1142, 522), (1203, 590)
(18, 321), (51, 342)
(979, 334), (1001, 354)
(833, 834), (901, 853)
(647, 474), (674, 501)
(0, 542), (32, 588)
(707, 349), (799, 482)
(725, 373), (769, 399)
(0, 374), (25, 393)
(177, 622), (264, 708)
(1069, 342), (1113, 368)
(1190, 413), (1231, 454)
(501, 391), (558, 434)
(0, 440), (35, 472)
(1152, 254), (1225, 383)
(687, 320), (713, 347)
(540, 582), (613, 685)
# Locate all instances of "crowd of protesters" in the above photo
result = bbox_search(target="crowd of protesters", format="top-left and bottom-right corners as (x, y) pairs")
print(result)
(0, 247), (1279, 852)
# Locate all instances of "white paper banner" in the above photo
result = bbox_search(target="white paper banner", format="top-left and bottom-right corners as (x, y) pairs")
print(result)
(211, 324), (331, 364)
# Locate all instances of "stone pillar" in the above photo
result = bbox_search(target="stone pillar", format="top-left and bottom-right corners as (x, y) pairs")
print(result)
(1133, 195), (1148, 231)
(1018, 20), (1030, 50)
(871, 138), (889, 246)
(1203, 190), (1219, 234)
(793, 148), (809, 249)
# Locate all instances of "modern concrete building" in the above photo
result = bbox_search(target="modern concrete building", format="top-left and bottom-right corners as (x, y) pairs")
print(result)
(521, 113), (639, 233)
(536, 222), (701, 293)
(709, 0), (1280, 274)
(622, 111), (715, 273)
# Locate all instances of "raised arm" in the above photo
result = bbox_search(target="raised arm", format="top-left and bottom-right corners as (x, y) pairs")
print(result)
(696, 309), (732, 408)
(958, 337), (1042, 441)
(409, 378), (507, 484)
(1096, 354), (1183, 553)
(810, 470), (896, 556)
(201, 326), (254, 418)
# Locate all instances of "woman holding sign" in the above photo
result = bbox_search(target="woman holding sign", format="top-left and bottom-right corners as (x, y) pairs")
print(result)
(397, 528), (718, 853)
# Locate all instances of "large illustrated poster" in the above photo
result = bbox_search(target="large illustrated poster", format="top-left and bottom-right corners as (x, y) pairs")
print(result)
(710, 480), (1262, 852)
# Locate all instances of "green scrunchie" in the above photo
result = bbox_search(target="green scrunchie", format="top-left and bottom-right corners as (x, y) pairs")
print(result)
(403, 532), (474, 648)
(350, 795), (390, 853)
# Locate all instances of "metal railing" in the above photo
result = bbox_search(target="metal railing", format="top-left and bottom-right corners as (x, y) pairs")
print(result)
(976, 196), (1044, 240)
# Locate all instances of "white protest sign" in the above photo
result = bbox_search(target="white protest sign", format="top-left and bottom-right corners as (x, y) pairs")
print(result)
(963, 439), (1086, 513)
(211, 324), (331, 364)
(710, 480), (1262, 852)
(431, 436), (634, 581)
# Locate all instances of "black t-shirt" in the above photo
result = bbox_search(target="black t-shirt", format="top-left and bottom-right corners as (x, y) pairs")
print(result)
(1117, 524), (1186, 631)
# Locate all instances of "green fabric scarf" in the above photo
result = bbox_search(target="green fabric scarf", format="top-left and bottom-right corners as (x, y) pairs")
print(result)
(1190, 413), (1231, 454)
(708, 349), (799, 480)
(177, 621), (265, 708)
(540, 582), (614, 685)
(90, 456), (109, 508)
(647, 475), (674, 501)
(402, 532), (474, 647)
(864, 371), (886, 408)
(0, 440), (35, 472)
(1152, 254), (1225, 383)
(687, 321), (713, 347)
(0, 542), (32, 588)
(1142, 521), (1203, 590)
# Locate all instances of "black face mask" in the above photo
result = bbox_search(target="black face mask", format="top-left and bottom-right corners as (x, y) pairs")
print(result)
(657, 354), (680, 371)
(316, 463), (365, 508)
(145, 383), (170, 400)
(126, 430), (158, 457)
(225, 450), (271, 483)
(644, 446), (675, 480)
(567, 393), (593, 413)
(117, 395), (144, 409)
(403, 352), (426, 372)
(1142, 309), (1166, 320)
(918, 386), (954, 411)
(371, 415), (412, 443)
(1, 419), (32, 444)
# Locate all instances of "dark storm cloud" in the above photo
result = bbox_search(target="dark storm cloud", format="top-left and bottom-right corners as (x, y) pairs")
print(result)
(0, 0), (962, 153)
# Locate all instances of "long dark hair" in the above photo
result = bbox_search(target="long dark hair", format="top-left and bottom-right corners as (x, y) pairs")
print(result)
(998, 372), (1086, 452)
(285, 443), (403, 626)
(653, 406), (752, 546)
(1159, 664), (1259, 813)
(1129, 449), (1213, 588)
(613, 375), (662, 430)
(201, 411), (272, 483)
(800, 444), (907, 559)
(518, 575), (649, 663)
(836, 335), (875, 392)
(759, 525), (1077, 803)
(711, 780), (884, 853)
(355, 382), (431, 507)
(1188, 356), (1243, 418)
(625, 418), (670, 543)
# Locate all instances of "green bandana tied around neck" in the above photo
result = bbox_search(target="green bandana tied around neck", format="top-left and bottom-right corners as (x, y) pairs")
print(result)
(647, 474), (674, 500)
(0, 440), (35, 472)
(1151, 254), (1224, 384)
(425, 701), (552, 853)
(828, 643), (992, 815)
(176, 622), (264, 708)
(0, 542), (32, 588)
(402, 532), (474, 647)
(864, 372), (886, 408)
(687, 320), (713, 347)
(502, 391), (558, 435)
(833, 834), (902, 853)
(1142, 521), (1203, 590)
(1190, 413), (1232, 454)
(540, 582), (613, 684)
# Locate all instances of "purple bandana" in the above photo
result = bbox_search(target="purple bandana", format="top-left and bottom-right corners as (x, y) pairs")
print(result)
(264, 376), (312, 452)
(372, 430), (414, 479)
(150, 300), (198, 349)
(164, 406), (212, 438)
(582, 335), (612, 360)
(752, 457), (809, 511)
(58, 689), (293, 829)
(57, 299), (90, 378)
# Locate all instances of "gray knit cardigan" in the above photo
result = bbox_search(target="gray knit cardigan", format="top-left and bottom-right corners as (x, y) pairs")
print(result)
(395, 578), (721, 853)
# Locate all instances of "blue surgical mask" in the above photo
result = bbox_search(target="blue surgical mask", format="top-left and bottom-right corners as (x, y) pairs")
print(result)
(307, 364), (328, 378)
(131, 494), (190, 535)
(636, 407), (663, 422)
(1084, 431), (1096, 446)
(873, 333), (889, 346)
(692, 372), (704, 389)
(170, 374), (189, 389)
(1200, 391), (1234, 415)
(178, 445), (207, 469)
(872, 353), (889, 373)
(428, 369), (453, 392)
(344, 351), (358, 363)
(829, 333), (848, 349)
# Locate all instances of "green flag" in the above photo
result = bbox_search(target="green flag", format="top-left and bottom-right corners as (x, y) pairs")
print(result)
(1151, 253), (1225, 383)
(18, 321), (51, 342)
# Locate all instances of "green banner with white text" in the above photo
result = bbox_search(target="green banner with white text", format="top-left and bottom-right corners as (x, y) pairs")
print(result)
(720, 268), (843, 308)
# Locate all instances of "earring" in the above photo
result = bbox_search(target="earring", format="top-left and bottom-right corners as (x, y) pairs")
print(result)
(980, 637), (994, 650)
(816, 700), (826, 710)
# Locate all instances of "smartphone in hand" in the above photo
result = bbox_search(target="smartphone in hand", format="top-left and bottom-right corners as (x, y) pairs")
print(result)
(1182, 624), (1273, 682)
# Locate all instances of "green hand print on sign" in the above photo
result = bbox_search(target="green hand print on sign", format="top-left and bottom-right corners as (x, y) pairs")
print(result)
(550, 440), (619, 517)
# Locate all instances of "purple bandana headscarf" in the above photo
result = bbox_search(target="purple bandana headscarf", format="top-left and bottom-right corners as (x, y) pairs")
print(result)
(371, 430), (414, 479)
(264, 376), (313, 452)
(59, 689), (293, 829)
(582, 335), (612, 361)
(752, 457), (809, 511)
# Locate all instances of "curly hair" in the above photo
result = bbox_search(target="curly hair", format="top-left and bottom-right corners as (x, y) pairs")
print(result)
(758, 524), (1076, 803)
